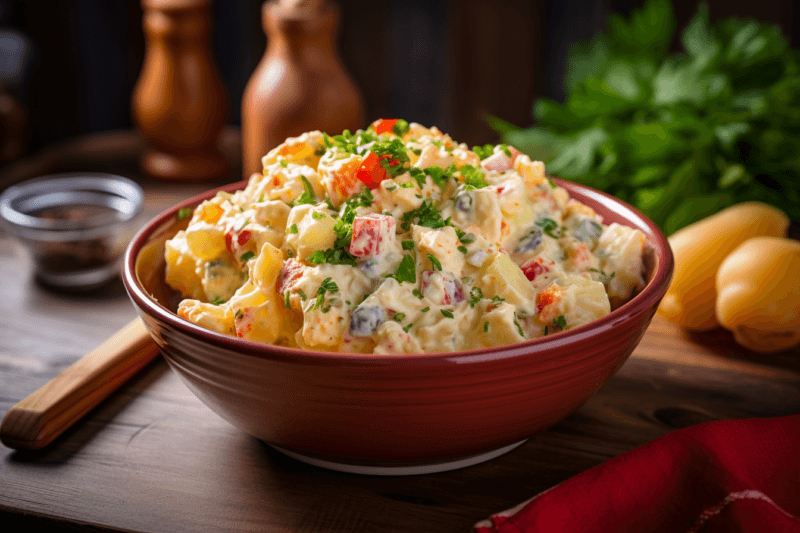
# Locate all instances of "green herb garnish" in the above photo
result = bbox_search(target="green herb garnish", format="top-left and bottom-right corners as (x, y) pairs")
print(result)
(493, 0), (800, 233)
(177, 207), (193, 220)
(311, 278), (339, 311)
(392, 119), (410, 137)
(473, 144), (494, 160)
(459, 165), (489, 189)
(427, 254), (442, 271)
(306, 248), (357, 267)
(408, 167), (425, 188)
(294, 175), (316, 206)
(386, 254), (416, 284)
(240, 251), (256, 262)
(469, 286), (483, 308)
(400, 200), (449, 231)
(535, 217), (563, 239)
(440, 309), (454, 318)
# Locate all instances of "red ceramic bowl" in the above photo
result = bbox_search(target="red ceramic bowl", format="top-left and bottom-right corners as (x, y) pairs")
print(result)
(122, 178), (673, 475)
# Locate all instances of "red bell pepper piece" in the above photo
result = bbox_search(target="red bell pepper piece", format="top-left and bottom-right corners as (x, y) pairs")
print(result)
(371, 118), (399, 135)
(356, 152), (399, 189)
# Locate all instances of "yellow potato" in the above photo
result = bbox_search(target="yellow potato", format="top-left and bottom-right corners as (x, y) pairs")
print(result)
(716, 237), (800, 353)
(658, 202), (788, 330)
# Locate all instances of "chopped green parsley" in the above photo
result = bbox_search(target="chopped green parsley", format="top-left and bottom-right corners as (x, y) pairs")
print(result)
(535, 217), (563, 239)
(472, 144), (494, 160)
(392, 119), (410, 137)
(386, 254), (416, 284)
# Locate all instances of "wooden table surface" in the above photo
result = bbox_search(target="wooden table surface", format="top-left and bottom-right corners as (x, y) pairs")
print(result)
(1, 131), (799, 532)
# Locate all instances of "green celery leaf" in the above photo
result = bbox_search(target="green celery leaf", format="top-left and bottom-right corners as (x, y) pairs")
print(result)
(564, 35), (610, 95)
(503, 128), (568, 163)
(630, 165), (669, 186)
(717, 163), (751, 189)
(681, 3), (719, 69)
(482, 114), (521, 136)
(547, 128), (609, 180)
(714, 122), (750, 150)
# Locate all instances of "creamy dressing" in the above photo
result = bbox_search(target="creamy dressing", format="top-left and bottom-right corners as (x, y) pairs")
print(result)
(165, 121), (647, 353)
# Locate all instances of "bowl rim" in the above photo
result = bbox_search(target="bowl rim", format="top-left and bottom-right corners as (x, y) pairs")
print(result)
(0, 172), (144, 238)
(123, 177), (674, 365)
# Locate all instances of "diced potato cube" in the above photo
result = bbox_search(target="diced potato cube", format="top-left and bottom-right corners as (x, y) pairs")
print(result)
(177, 299), (234, 335)
(185, 222), (228, 261)
(414, 226), (465, 278)
(597, 222), (646, 308)
(249, 242), (284, 293)
(513, 154), (547, 189)
(165, 231), (206, 300)
(261, 130), (325, 169)
(558, 274), (611, 328)
(478, 303), (526, 346)
(474, 252), (535, 307)
(228, 282), (283, 343)
(285, 205), (337, 260)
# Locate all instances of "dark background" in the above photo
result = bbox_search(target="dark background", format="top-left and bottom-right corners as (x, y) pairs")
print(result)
(0, 0), (797, 157)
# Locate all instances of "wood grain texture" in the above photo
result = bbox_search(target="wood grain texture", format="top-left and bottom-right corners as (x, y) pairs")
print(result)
(1, 130), (798, 532)
(0, 318), (160, 450)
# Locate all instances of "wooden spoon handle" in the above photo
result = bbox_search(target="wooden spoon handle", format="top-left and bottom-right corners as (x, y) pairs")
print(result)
(0, 318), (160, 450)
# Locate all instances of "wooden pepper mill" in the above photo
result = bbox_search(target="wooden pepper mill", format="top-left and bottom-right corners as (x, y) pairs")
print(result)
(132, 0), (229, 181)
(241, 0), (363, 177)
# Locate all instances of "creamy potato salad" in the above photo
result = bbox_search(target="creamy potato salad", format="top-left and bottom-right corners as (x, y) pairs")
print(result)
(165, 119), (647, 354)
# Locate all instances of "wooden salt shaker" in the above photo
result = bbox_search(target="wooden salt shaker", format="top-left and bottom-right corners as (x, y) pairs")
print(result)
(241, 0), (363, 177)
(132, 0), (228, 181)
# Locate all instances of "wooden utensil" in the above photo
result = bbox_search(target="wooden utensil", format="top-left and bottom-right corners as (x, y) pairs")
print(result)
(0, 318), (160, 450)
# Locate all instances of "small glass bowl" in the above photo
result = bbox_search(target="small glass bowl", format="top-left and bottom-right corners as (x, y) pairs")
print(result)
(0, 172), (144, 290)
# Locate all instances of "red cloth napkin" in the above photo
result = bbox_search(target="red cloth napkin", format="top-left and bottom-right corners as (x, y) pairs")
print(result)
(475, 415), (800, 532)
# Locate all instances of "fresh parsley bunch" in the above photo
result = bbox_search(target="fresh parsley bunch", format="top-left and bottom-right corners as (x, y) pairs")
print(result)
(493, 0), (800, 234)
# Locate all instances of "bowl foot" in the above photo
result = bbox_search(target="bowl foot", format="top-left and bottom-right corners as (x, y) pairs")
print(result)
(268, 439), (528, 476)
